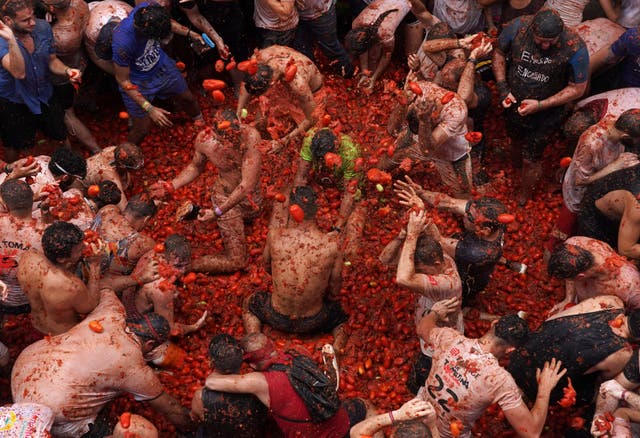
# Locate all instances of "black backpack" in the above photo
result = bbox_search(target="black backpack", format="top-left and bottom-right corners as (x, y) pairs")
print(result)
(270, 350), (341, 423)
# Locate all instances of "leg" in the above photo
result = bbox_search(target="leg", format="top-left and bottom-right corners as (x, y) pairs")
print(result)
(64, 108), (101, 153)
(242, 294), (263, 334)
(190, 210), (248, 273)
(343, 202), (366, 261)
(520, 158), (543, 205)
(128, 116), (152, 145)
(308, 4), (354, 77)
(403, 21), (425, 57)
(331, 323), (348, 355)
(173, 89), (202, 120)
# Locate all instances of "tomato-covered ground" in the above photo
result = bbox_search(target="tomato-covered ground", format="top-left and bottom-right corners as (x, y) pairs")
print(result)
(0, 62), (590, 436)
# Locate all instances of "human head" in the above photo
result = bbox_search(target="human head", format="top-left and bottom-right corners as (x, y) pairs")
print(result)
(241, 333), (276, 370)
(49, 148), (87, 190)
(112, 414), (158, 438)
(124, 193), (158, 222)
(1, 0), (34, 34)
(614, 109), (640, 153)
(92, 180), (122, 209)
(290, 185), (318, 219)
(392, 420), (432, 438)
(42, 221), (84, 264)
(310, 129), (337, 161)
(437, 58), (466, 91)
(494, 314), (529, 349)
(547, 243), (594, 279)
(208, 334), (243, 374)
(345, 8), (397, 56)
(532, 9), (563, 50)
(114, 142), (144, 170)
(464, 198), (507, 235)
(0, 179), (33, 211)
(41, 0), (70, 13)
(563, 108), (599, 142)
(133, 4), (171, 41)
(164, 234), (191, 270)
(244, 64), (273, 96)
(126, 312), (170, 352)
(425, 22), (455, 41)
(414, 235), (444, 267)
(94, 18), (120, 60)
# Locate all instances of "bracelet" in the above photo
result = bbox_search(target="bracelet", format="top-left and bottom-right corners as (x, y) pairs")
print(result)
(214, 206), (223, 217)
(131, 273), (144, 287)
(388, 411), (396, 424)
(64, 67), (70, 76)
(537, 100), (543, 110)
(456, 39), (461, 48)
(3, 163), (12, 174)
(467, 58), (477, 65)
(142, 101), (152, 112)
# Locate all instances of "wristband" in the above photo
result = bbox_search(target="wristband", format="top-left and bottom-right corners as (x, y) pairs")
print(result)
(64, 67), (70, 76)
(456, 39), (461, 48)
(3, 163), (12, 174)
(388, 411), (396, 424)
(142, 101), (152, 112)
(537, 100), (543, 110)
(467, 58), (477, 65)
(214, 206), (223, 217)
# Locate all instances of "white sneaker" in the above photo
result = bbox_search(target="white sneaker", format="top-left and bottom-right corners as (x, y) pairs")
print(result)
(322, 344), (339, 391)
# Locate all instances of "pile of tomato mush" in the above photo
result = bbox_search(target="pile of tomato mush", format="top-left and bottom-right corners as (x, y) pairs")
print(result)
(0, 61), (590, 436)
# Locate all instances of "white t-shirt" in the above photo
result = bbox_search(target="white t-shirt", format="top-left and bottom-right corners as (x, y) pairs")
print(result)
(433, 0), (484, 35)
(545, 0), (589, 27)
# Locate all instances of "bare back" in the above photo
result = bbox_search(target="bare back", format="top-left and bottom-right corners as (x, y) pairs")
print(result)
(257, 45), (323, 96)
(267, 226), (341, 317)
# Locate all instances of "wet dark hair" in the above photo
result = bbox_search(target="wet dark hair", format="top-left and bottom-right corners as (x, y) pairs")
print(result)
(49, 148), (87, 180)
(1, 0), (32, 18)
(124, 193), (157, 219)
(244, 64), (273, 96)
(133, 4), (171, 40)
(439, 58), (466, 91)
(114, 142), (144, 170)
(310, 129), (337, 161)
(563, 109), (599, 141)
(94, 180), (122, 208)
(415, 235), (444, 265)
(165, 234), (191, 265)
(393, 420), (432, 438)
(547, 243), (594, 279)
(345, 9), (398, 56)
(126, 312), (170, 347)
(426, 21), (455, 41)
(469, 197), (507, 232)
(290, 185), (318, 218)
(628, 310), (640, 340)
(42, 221), (83, 263)
(532, 9), (563, 38)
(494, 314), (529, 347)
(94, 19), (119, 60)
(614, 109), (640, 138)
(406, 108), (420, 135)
(208, 334), (243, 374)
(0, 179), (33, 211)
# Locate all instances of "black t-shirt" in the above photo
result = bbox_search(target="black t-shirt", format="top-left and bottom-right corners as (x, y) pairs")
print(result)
(196, 388), (269, 438)
(454, 230), (502, 301)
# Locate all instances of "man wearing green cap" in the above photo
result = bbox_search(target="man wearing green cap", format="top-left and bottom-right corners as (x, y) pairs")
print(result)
(492, 8), (589, 206)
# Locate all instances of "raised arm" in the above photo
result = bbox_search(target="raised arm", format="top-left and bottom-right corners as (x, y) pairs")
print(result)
(0, 21), (25, 79)
(503, 359), (566, 438)
(180, 4), (229, 58)
(407, 0), (439, 29)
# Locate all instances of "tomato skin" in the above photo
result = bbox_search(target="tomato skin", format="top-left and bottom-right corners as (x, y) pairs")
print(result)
(119, 412), (131, 429)
(87, 185), (100, 197)
(408, 81), (422, 95)
(284, 63), (297, 82)
(211, 90), (225, 103)
(89, 320), (103, 333)
(441, 91), (455, 104)
(560, 157), (572, 168)
(202, 79), (227, 91)
(215, 60), (225, 73)
(154, 243), (165, 253)
(289, 204), (305, 223)
(497, 213), (515, 224)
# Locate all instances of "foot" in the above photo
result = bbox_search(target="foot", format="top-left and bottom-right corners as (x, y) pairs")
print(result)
(322, 343), (340, 391)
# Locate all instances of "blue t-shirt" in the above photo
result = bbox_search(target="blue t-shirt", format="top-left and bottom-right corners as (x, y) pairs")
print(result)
(611, 27), (640, 88)
(0, 19), (55, 114)
(111, 2), (169, 83)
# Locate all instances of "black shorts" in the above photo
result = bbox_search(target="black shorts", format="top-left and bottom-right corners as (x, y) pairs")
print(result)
(342, 398), (367, 431)
(52, 82), (75, 110)
(406, 352), (432, 395)
(505, 104), (566, 162)
(0, 96), (67, 150)
(257, 27), (296, 49)
(248, 290), (348, 334)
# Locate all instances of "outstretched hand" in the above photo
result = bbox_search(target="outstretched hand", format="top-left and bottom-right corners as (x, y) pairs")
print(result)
(431, 297), (460, 322)
(406, 208), (428, 237)
(536, 358), (567, 394)
(395, 398), (436, 422)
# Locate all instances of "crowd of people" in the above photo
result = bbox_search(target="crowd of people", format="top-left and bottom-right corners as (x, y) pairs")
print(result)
(1, 0), (640, 436)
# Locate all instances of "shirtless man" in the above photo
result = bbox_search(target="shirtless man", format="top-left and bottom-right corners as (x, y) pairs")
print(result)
(85, 142), (144, 211)
(83, 0), (132, 75)
(17, 221), (101, 335)
(151, 112), (262, 274)
(11, 288), (194, 437)
(43, 0), (100, 154)
(346, 0), (412, 91)
(0, 180), (46, 317)
(123, 234), (206, 338)
(548, 236), (640, 313)
(418, 297), (566, 438)
(92, 194), (160, 291)
(243, 186), (349, 351)
(236, 45), (324, 152)
(396, 209), (463, 394)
